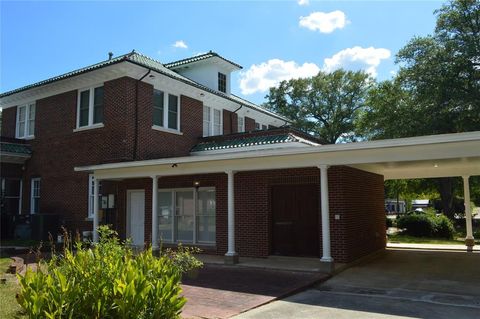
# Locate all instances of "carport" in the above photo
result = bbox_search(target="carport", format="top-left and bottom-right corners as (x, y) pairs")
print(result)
(76, 131), (480, 268)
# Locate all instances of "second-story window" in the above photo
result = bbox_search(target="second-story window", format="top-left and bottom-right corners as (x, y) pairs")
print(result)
(153, 90), (164, 127)
(203, 106), (222, 137)
(16, 103), (35, 139)
(218, 72), (226, 93)
(77, 86), (104, 128)
(152, 89), (180, 131)
(237, 116), (244, 133)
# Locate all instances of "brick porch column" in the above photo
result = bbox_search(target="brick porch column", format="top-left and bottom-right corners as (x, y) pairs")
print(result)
(463, 176), (475, 251)
(225, 170), (239, 264)
(319, 165), (333, 263)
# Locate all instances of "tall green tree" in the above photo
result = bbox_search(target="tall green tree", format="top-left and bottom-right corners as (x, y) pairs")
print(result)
(360, 0), (480, 218)
(264, 69), (373, 144)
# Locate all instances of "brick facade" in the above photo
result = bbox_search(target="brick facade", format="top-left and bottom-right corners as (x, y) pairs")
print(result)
(1, 74), (386, 264)
(110, 167), (384, 264)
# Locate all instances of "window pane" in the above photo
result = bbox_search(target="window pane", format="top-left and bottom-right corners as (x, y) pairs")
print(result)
(158, 192), (173, 242)
(153, 90), (164, 126)
(18, 122), (26, 138)
(218, 72), (226, 93)
(237, 116), (244, 133)
(197, 189), (216, 243)
(28, 105), (36, 136)
(203, 106), (211, 136)
(79, 90), (90, 126)
(168, 94), (178, 130)
(213, 109), (221, 135)
(17, 106), (26, 137)
(175, 190), (194, 242)
(18, 106), (26, 122)
(93, 87), (104, 124)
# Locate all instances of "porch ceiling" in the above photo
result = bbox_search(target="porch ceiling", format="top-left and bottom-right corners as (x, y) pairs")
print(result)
(75, 131), (480, 180)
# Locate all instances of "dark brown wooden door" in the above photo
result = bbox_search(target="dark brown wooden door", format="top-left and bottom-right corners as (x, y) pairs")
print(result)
(271, 184), (319, 257)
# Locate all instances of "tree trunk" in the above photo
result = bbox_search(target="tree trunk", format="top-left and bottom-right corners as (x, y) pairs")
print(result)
(437, 177), (455, 219)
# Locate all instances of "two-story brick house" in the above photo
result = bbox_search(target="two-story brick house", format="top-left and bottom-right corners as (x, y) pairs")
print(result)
(1, 50), (391, 268)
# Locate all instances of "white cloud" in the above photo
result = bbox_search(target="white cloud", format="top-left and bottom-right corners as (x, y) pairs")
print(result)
(323, 46), (391, 77)
(298, 0), (309, 6)
(239, 59), (320, 95)
(299, 11), (348, 33)
(172, 40), (188, 49)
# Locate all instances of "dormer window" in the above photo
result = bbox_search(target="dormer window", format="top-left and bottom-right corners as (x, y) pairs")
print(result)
(218, 72), (227, 93)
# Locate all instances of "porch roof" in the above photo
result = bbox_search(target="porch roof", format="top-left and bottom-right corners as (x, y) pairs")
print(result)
(0, 140), (32, 164)
(75, 131), (480, 180)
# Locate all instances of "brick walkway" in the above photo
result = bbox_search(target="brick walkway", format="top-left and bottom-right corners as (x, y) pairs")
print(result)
(181, 264), (329, 319)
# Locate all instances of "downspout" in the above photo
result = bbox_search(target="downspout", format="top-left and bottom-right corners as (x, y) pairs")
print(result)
(232, 104), (243, 133)
(133, 69), (151, 160)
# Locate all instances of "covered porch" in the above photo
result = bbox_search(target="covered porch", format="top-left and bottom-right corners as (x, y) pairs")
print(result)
(75, 131), (480, 270)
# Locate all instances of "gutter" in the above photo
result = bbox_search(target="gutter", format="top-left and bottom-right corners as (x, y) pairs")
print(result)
(133, 69), (151, 160)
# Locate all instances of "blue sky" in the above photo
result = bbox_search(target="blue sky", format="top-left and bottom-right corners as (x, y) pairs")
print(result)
(1, 0), (443, 104)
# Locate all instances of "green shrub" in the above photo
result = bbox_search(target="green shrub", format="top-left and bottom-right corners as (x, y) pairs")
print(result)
(397, 213), (435, 237)
(397, 213), (455, 239)
(432, 214), (455, 239)
(16, 226), (199, 319)
(164, 244), (203, 274)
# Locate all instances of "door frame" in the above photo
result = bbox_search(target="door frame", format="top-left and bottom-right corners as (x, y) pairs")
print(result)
(126, 189), (145, 245)
(270, 183), (320, 257)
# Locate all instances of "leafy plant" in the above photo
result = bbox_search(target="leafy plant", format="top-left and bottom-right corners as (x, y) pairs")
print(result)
(397, 212), (455, 239)
(164, 244), (203, 275)
(16, 226), (198, 319)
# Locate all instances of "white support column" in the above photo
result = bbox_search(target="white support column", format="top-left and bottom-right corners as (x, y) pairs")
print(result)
(319, 165), (333, 263)
(225, 170), (238, 264)
(93, 177), (100, 243)
(463, 176), (475, 250)
(151, 175), (159, 250)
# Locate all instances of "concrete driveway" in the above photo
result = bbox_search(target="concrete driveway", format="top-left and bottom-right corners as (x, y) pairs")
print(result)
(235, 249), (480, 319)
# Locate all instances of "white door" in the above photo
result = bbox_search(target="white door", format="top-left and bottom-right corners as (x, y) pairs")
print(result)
(128, 190), (145, 246)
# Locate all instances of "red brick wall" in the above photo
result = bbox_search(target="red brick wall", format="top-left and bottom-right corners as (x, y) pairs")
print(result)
(1, 107), (16, 137)
(123, 167), (384, 263)
(222, 110), (238, 135)
(2, 76), (204, 234)
(245, 116), (256, 131)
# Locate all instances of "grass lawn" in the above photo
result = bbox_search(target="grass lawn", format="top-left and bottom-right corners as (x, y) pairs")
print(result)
(0, 258), (26, 319)
(388, 233), (480, 245)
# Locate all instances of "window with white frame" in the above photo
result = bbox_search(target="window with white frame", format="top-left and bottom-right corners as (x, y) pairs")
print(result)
(152, 90), (180, 131)
(77, 86), (104, 128)
(255, 123), (260, 130)
(262, 124), (268, 130)
(30, 178), (40, 214)
(237, 116), (244, 133)
(88, 175), (102, 218)
(202, 106), (222, 137)
(218, 72), (227, 93)
(157, 188), (216, 244)
(16, 103), (36, 139)
(1, 178), (22, 214)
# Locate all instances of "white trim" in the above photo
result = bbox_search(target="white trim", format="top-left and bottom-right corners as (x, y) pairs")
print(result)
(16, 103), (36, 139)
(76, 84), (104, 129)
(203, 105), (223, 137)
(151, 125), (183, 135)
(73, 123), (104, 132)
(151, 89), (181, 133)
(75, 131), (480, 173)
(19, 180), (23, 215)
(30, 177), (40, 214)
(157, 187), (216, 245)
(126, 189), (145, 246)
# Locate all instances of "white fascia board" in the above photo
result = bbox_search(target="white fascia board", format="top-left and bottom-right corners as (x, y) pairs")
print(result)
(0, 64), (131, 109)
(76, 132), (480, 180)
